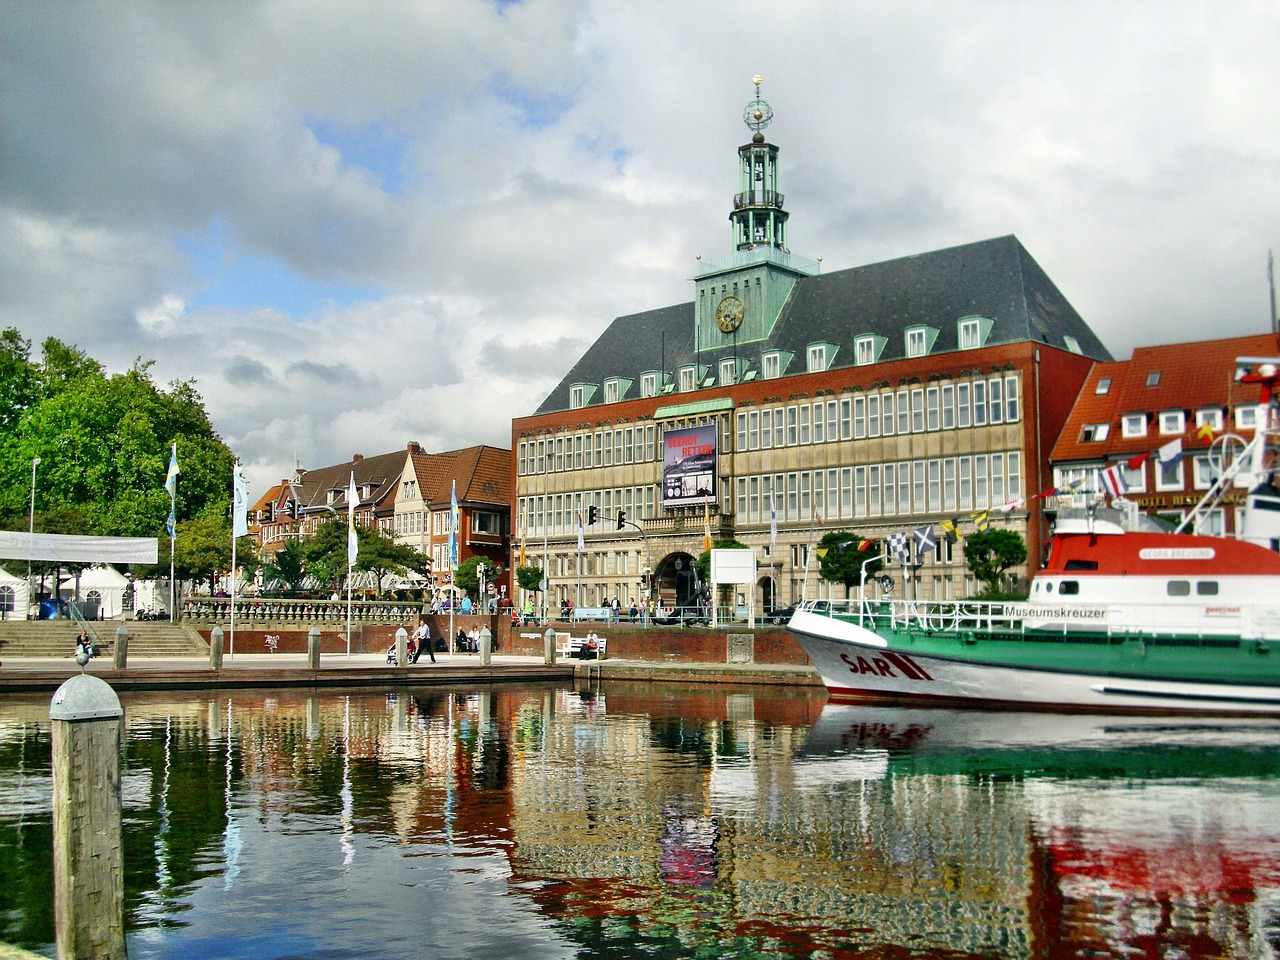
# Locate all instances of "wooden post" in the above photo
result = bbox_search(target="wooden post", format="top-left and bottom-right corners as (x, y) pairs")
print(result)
(112, 624), (129, 670)
(49, 674), (126, 960)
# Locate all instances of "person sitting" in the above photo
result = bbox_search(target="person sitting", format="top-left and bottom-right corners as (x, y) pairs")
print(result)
(576, 630), (600, 660)
(455, 629), (471, 653)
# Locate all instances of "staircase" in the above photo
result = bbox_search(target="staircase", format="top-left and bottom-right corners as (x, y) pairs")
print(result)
(0, 620), (209, 659)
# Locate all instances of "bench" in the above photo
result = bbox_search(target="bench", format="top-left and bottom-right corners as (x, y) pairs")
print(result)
(571, 606), (615, 622)
(555, 632), (607, 660)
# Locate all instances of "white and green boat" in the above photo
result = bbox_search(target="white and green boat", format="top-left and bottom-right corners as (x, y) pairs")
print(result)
(789, 359), (1280, 714)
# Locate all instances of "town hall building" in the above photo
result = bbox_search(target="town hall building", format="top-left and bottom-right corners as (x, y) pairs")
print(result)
(511, 78), (1110, 618)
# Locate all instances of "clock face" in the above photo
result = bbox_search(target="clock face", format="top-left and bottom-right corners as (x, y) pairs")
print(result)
(715, 295), (744, 333)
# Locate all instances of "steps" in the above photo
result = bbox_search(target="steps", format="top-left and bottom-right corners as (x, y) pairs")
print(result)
(0, 620), (209, 659)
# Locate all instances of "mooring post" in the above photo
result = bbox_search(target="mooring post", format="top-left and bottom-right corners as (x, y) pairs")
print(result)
(113, 624), (129, 670)
(479, 625), (492, 666)
(307, 627), (321, 670)
(49, 673), (126, 960)
(209, 625), (224, 670)
(395, 626), (408, 667)
(544, 626), (558, 665)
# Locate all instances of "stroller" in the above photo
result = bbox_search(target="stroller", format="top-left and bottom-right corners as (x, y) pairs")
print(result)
(385, 642), (398, 665)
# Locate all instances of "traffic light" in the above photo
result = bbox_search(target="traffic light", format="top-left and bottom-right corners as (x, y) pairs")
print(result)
(587, 505), (598, 525)
(616, 510), (626, 530)
(286, 499), (299, 520)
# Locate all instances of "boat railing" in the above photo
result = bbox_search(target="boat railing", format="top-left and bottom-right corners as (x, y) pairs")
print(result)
(799, 596), (1252, 641)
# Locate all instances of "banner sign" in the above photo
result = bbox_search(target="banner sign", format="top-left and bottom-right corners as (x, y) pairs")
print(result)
(663, 424), (717, 507)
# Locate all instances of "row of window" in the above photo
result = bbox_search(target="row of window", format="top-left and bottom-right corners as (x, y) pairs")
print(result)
(518, 423), (661, 476)
(1056, 455), (1223, 495)
(735, 375), (1021, 450)
(570, 318), (1009, 408)
(1080, 405), (1261, 443)
(735, 452), (1024, 524)
(518, 486), (658, 538)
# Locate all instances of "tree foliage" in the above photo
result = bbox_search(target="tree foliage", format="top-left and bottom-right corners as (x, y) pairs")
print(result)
(816, 531), (882, 594)
(0, 329), (237, 540)
(516, 564), (544, 593)
(962, 528), (1028, 596)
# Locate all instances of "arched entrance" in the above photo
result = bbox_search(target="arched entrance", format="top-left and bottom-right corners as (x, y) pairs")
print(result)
(757, 575), (777, 614)
(652, 552), (704, 613)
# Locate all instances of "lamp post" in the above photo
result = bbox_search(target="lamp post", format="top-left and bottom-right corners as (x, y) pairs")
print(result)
(27, 456), (40, 614)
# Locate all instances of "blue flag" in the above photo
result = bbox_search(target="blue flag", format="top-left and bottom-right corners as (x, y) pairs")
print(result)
(164, 442), (180, 496)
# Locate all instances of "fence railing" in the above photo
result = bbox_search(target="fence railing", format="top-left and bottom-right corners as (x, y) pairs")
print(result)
(181, 596), (427, 624)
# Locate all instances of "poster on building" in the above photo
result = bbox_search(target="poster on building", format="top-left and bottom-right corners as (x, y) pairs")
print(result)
(663, 424), (717, 507)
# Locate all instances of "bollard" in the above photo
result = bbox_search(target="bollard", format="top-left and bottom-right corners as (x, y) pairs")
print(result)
(307, 627), (321, 670)
(395, 626), (408, 667)
(49, 674), (126, 960)
(544, 626), (558, 665)
(209, 625), (224, 670)
(479, 625), (492, 666)
(112, 624), (129, 670)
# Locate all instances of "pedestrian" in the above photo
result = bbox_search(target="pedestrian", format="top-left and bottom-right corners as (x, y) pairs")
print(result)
(461, 595), (473, 615)
(412, 619), (435, 663)
(629, 600), (638, 623)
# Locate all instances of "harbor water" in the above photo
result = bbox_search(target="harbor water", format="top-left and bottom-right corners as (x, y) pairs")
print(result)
(2, 681), (1279, 959)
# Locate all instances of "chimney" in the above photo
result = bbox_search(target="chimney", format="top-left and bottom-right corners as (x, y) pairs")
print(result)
(407, 441), (422, 454)
(352, 454), (364, 463)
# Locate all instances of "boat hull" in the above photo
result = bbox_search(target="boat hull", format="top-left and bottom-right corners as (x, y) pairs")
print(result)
(788, 608), (1280, 715)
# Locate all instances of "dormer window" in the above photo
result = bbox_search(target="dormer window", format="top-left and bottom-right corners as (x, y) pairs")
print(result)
(1081, 423), (1110, 442)
(679, 366), (697, 392)
(1063, 335), (1082, 355)
(906, 328), (928, 358)
(1195, 408), (1223, 433)
(1122, 413), (1148, 438)
(641, 372), (658, 398)
(762, 352), (784, 379)
(854, 335), (885, 366)
(569, 385), (585, 409)
(719, 358), (737, 385)
(604, 380), (620, 404)
(1159, 410), (1185, 435)
(807, 344), (831, 372)
(958, 317), (986, 350)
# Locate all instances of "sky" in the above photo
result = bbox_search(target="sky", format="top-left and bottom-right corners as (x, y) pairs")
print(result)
(3, 0), (1278, 499)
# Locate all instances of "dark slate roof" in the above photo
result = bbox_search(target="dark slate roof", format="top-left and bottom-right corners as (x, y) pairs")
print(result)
(537, 235), (1111, 413)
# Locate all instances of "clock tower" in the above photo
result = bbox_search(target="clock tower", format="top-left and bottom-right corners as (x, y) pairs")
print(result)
(695, 75), (820, 354)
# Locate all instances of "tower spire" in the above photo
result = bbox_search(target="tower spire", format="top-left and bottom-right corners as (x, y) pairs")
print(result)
(731, 75), (788, 253)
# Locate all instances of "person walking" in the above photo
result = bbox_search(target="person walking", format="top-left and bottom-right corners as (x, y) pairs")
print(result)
(411, 619), (435, 663)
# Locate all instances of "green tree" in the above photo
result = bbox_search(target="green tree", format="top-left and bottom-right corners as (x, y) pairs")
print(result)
(516, 564), (544, 593)
(262, 540), (308, 594)
(453, 555), (485, 601)
(816, 531), (882, 595)
(141, 514), (258, 593)
(962, 528), (1028, 597)
(355, 526), (431, 595)
(0, 330), (237, 539)
(299, 518), (351, 593)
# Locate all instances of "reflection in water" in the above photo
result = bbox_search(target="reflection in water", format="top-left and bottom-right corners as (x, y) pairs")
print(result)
(1, 683), (1278, 958)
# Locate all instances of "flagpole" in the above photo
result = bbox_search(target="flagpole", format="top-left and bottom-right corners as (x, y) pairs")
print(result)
(801, 510), (819, 602)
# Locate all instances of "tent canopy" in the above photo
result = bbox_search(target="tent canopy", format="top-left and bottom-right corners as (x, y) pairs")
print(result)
(0, 531), (158, 564)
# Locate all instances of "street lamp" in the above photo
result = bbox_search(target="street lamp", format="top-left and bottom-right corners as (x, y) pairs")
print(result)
(27, 456), (40, 615)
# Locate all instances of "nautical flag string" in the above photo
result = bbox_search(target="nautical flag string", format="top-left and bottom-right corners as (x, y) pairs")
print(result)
(940, 518), (960, 544)
(1100, 463), (1128, 498)
(887, 531), (911, 562)
(1157, 437), (1183, 464)
(970, 510), (990, 532)
(913, 525), (938, 556)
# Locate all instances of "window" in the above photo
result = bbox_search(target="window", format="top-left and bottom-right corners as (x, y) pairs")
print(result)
(641, 373), (657, 398)
(679, 366), (696, 392)
(911, 388), (924, 433)
(1004, 376), (1020, 422)
(972, 381), (987, 426)
(1095, 377), (1112, 395)
(855, 336), (877, 365)
(1146, 371), (1162, 387)
(1081, 423), (1110, 442)
(956, 383), (971, 428)
(604, 379), (620, 403)
(569, 385), (585, 409)
(0, 585), (13, 615)
(1122, 413), (1147, 438)
(1193, 456), (1220, 490)
(926, 386), (940, 431)
(1237, 405), (1260, 430)
(763, 353), (781, 379)
(1063, 335), (1082, 355)
(1196, 581), (1219, 596)
(1156, 457), (1184, 491)
(807, 344), (827, 372)
(1195, 408), (1223, 432)
(941, 384), (955, 429)
(1167, 580), (1190, 596)
(906, 327), (929, 358)
(473, 511), (502, 535)
(1159, 410), (1185, 435)
(719, 358), (737, 385)
(882, 392), (896, 436)
(958, 318), (982, 349)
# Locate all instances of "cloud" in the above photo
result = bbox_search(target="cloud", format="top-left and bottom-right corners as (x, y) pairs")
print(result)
(2, 0), (1277, 501)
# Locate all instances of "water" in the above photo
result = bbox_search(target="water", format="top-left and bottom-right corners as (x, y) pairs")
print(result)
(2, 681), (1279, 959)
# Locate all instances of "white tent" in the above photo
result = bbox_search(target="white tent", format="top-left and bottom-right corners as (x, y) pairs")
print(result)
(60, 564), (129, 620)
(0, 565), (31, 621)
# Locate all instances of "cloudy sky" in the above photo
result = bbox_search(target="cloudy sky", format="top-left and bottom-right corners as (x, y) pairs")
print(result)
(3, 0), (1278, 497)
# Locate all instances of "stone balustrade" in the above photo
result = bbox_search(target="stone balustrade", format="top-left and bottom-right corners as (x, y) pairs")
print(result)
(181, 596), (426, 624)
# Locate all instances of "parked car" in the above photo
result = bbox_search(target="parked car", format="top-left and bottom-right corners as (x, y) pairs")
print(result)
(766, 604), (800, 624)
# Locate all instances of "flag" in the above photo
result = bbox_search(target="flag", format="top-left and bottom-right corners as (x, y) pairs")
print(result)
(887, 531), (911, 562)
(576, 508), (585, 554)
(1100, 463), (1128, 498)
(1197, 420), (1216, 441)
(165, 506), (176, 539)
(449, 479), (459, 571)
(857, 537), (876, 551)
(769, 491), (777, 546)
(347, 471), (359, 566)
(232, 464), (249, 538)
(970, 510), (990, 532)
(164, 442), (180, 496)
(940, 518), (960, 544)
(913, 525), (938, 556)
(703, 501), (713, 552)
(1000, 499), (1021, 514)
(518, 515), (527, 568)
(1126, 451), (1151, 471)
(1158, 438), (1184, 464)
